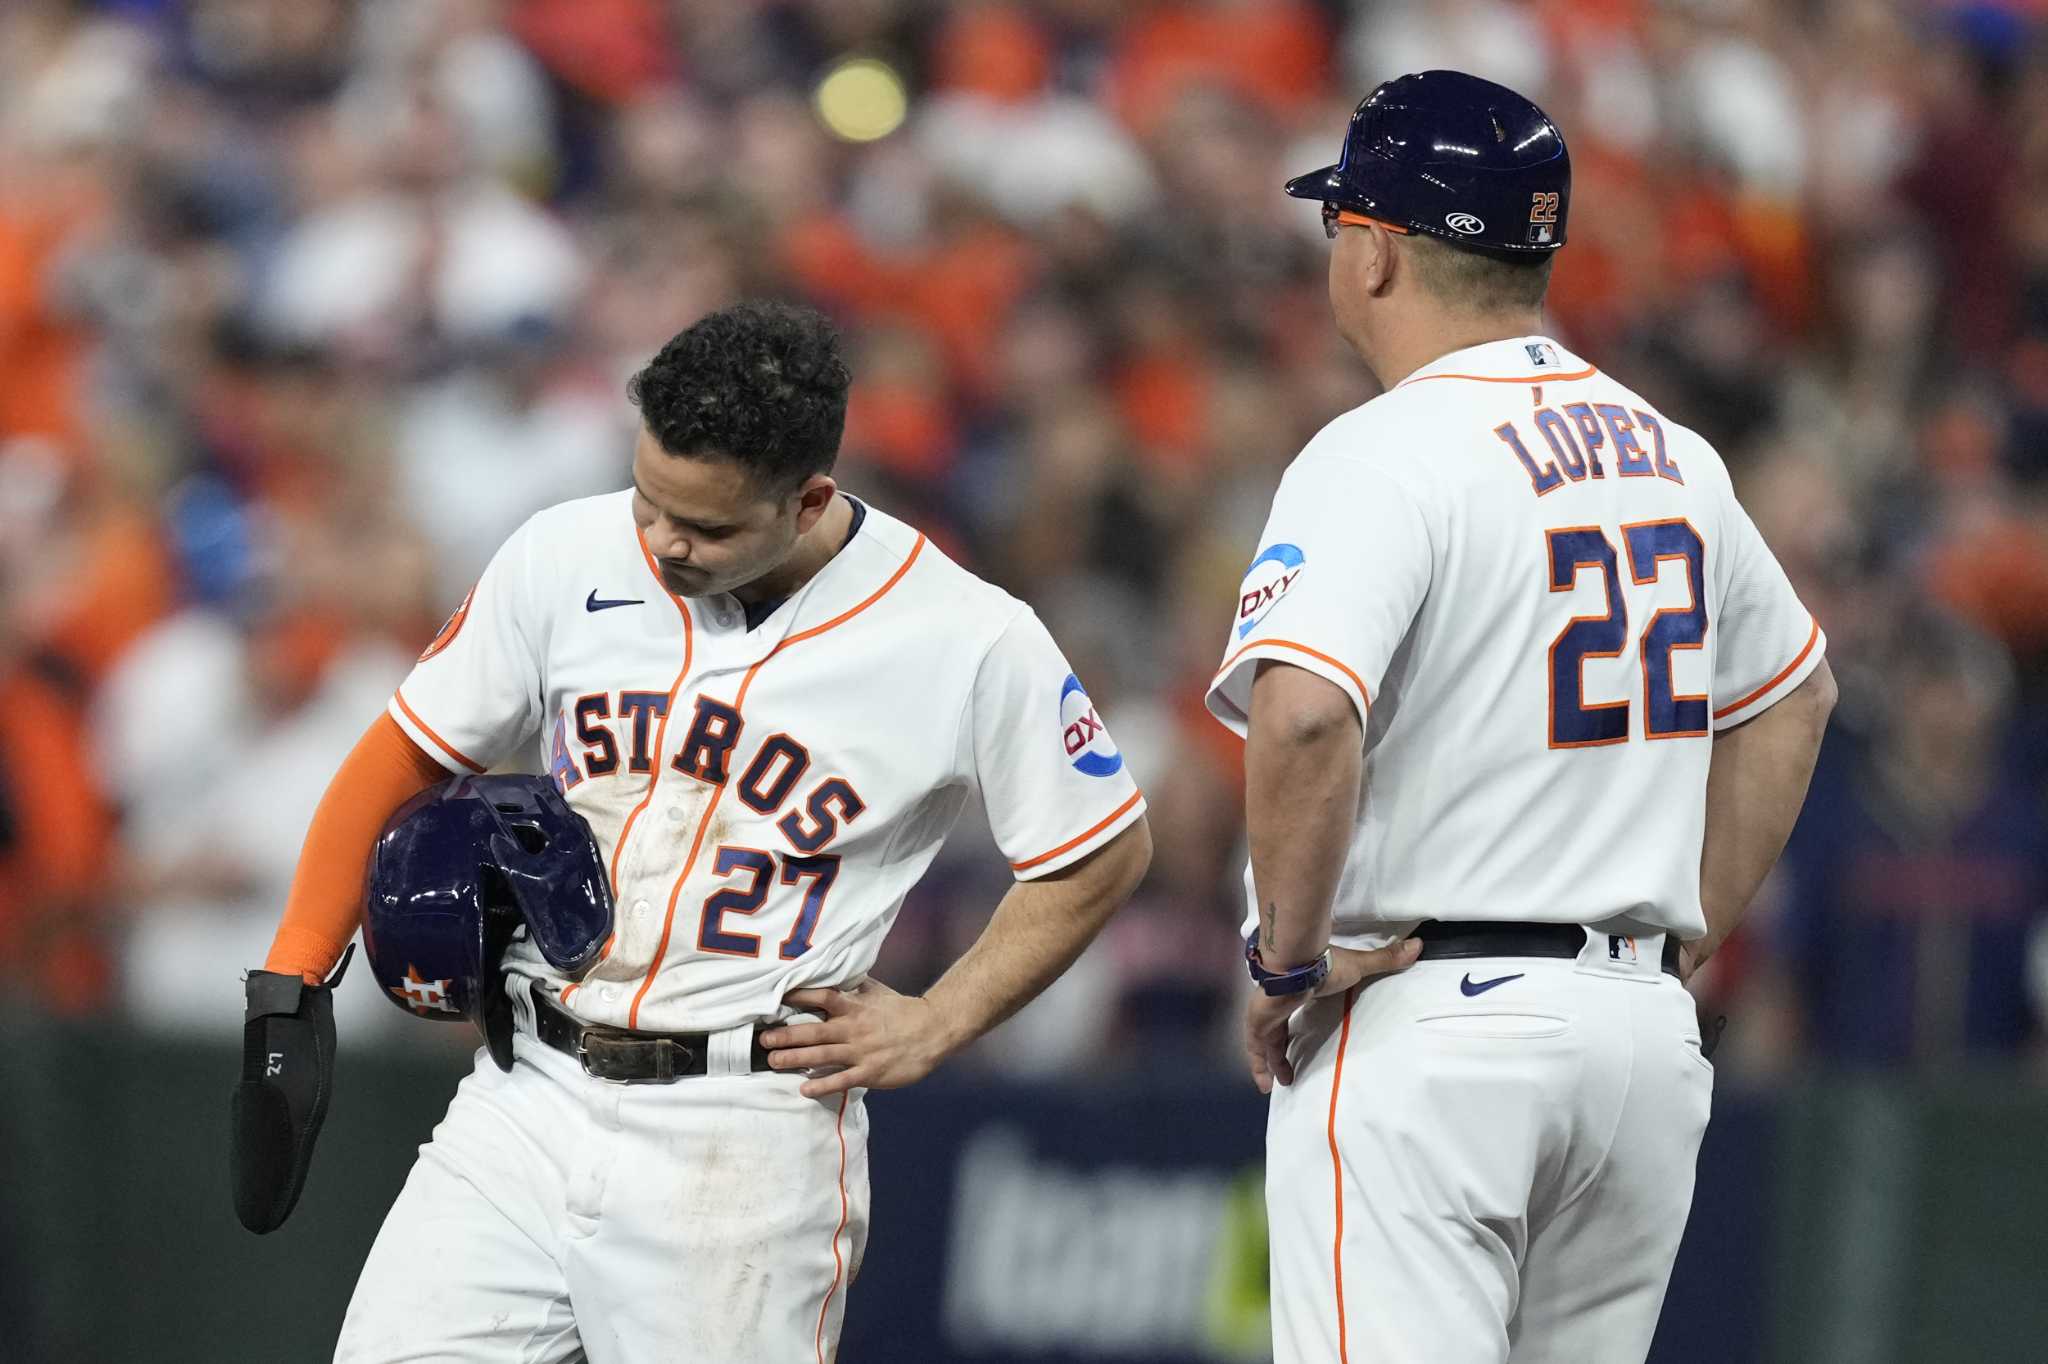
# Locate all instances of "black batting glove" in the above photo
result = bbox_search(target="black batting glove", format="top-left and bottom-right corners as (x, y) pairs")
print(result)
(230, 945), (352, 1234)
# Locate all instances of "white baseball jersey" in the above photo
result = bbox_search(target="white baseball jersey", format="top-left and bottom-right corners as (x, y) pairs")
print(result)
(1206, 336), (1823, 945)
(388, 489), (1146, 1032)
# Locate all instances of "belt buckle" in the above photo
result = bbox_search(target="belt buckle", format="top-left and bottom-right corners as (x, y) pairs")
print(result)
(577, 1031), (692, 1084)
(569, 1026), (601, 1081)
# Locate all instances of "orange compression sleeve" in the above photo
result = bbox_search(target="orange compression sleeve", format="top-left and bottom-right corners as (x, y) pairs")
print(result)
(264, 712), (452, 983)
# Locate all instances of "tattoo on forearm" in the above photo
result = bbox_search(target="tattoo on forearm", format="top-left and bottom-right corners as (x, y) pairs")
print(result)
(1263, 900), (1277, 951)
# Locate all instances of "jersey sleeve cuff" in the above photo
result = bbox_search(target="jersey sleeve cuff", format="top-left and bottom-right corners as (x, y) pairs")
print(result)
(388, 688), (487, 773)
(1008, 790), (1147, 880)
(1711, 618), (1825, 732)
(1204, 638), (1371, 740)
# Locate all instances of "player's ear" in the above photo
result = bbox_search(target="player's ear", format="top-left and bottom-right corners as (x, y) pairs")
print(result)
(790, 474), (839, 532)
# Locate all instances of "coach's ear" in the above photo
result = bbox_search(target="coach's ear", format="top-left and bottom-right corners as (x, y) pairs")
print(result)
(230, 946), (352, 1233)
(1334, 219), (1401, 299)
(1366, 221), (1404, 296)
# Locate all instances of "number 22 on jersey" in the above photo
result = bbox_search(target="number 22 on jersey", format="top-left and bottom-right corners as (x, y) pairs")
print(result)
(1546, 518), (1706, 748)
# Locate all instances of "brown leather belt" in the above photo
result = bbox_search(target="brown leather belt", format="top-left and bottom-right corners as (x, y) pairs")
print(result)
(531, 986), (774, 1083)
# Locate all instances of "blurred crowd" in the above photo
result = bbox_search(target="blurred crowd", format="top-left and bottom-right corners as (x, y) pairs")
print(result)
(3, 0), (2046, 1076)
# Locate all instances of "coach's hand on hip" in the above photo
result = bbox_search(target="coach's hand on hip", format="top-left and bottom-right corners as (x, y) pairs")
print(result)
(1246, 938), (1422, 1094)
(763, 979), (954, 1099)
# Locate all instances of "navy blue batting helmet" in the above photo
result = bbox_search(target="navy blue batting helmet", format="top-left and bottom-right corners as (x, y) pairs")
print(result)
(362, 774), (612, 1071)
(1286, 70), (1568, 255)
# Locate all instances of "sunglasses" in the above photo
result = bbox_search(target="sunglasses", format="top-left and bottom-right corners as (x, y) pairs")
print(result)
(1321, 203), (1411, 240)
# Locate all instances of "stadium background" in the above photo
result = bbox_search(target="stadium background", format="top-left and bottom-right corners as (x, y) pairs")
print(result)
(2, 0), (2046, 1360)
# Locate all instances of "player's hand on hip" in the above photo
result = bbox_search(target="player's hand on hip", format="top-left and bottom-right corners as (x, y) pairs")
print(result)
(1244, 990), (1303, 1095)
(1318, 938), (1423, 1000)
(1244, 938), (1421, 1095)
(763, 979), (950, 1100)
(1677, 937), (1713, 985)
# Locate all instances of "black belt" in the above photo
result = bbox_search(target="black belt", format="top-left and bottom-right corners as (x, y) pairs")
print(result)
(531, 986), (774, 1084)
(1411, 920), (1681, 979)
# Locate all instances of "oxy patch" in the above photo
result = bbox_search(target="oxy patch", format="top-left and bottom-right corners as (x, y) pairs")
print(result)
(1059, 674), (1123, 778)
(1236, 543), (1305, 639)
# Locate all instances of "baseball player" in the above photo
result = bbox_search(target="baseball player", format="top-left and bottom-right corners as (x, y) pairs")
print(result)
(231, 300), (1152, 1362)
(1209, 73), (1836, 1363)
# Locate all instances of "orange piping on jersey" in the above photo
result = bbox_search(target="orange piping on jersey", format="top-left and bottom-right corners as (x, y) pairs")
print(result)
(814, 1093), (852, 1362)
(1712, 617), (1820, 721)
(1212, 638), (1372, 715)
(1009, 789), (1145, 872)
(565, 527), (695, 1003)
(626, 535), (928, 1028)
(1329, 985), (1358, 1364)
(1398, 364), (1597, 389)
(775, 535), (927, 649)
(392, 688), (485, 773)
(609, 525), (697, 894)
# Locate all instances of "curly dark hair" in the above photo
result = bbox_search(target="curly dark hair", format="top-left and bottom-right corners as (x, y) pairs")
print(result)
(628, 300), (852, 493)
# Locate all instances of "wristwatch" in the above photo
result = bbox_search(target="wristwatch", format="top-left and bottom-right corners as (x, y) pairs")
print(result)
(1244, 931), (1330, 997)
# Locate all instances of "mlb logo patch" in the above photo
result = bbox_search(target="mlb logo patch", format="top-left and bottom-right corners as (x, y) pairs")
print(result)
(1608, 934), (1638, 963)
(1527, 223), (1555, 245)
(1525, 341), (1560, 368)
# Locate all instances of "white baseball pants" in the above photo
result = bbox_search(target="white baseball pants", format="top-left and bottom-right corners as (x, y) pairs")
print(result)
(1266, 934), (1712, 1364)
(334, 1020), (868, 1364)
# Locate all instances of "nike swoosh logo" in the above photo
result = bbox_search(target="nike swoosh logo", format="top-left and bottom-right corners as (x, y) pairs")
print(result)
(1459, 972), (1525, 997)
(585, 591), (645, 613)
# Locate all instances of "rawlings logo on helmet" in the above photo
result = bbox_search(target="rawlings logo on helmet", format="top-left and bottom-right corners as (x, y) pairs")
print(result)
(1445, 212), (1486, 235)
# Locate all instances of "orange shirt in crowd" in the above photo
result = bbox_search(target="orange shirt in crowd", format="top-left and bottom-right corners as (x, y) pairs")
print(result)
(0, 657), (116, 1014)
(37, 505), (178, 685)
(1107, 1), (1330, 135)
(0, 209), (85, 451)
